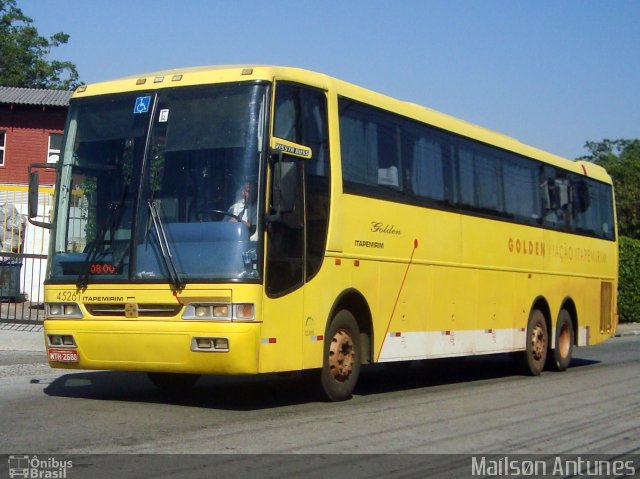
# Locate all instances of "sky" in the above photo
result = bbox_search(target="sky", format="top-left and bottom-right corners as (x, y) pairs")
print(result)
(18, 0), (640, 160)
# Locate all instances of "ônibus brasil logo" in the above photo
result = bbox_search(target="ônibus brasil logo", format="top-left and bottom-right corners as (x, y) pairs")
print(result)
(8, 455), (73, 478)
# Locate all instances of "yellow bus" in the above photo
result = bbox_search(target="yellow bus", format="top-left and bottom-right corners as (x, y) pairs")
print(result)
(30, 65), (618, 401)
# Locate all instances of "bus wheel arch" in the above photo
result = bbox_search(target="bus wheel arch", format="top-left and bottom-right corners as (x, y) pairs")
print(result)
(319, 290), (372, 401)
(327, 289), (373, 365)
(521, 297), (551, 376)
(548, 299), (577, 371)
(559, 297), (578, 346)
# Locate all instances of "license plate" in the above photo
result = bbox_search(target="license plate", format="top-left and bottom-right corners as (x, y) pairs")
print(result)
(48, 348), (79, 362)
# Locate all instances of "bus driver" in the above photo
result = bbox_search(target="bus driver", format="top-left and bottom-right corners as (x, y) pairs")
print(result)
(227, 181), (257, 238)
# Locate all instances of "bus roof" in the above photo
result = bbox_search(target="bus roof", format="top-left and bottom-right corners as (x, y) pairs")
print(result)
(72, 64), (612, 184)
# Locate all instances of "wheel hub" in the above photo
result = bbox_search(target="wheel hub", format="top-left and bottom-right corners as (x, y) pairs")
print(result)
(328, 329), (355, 382)
(531, 324), (546, 361)
(558, 324), (570, 357)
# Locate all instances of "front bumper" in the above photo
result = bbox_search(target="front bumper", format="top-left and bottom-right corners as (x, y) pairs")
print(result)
(44, 319), (260, 375)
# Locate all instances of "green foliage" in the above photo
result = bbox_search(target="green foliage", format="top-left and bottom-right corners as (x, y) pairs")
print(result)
(579, 139), (640, 240)
(579, 139), (632, 164)
(618, 236), (640, 323)
(0, 0), (81, 89)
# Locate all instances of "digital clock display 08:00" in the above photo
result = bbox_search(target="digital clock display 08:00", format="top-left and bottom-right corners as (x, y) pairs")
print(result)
(89, 262), (118, 274)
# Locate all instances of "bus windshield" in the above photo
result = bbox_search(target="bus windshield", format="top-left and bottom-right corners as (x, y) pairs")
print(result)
(49, 83), (267, 284)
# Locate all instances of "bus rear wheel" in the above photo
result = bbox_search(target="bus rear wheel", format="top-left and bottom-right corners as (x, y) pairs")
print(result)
(147, 372), (200, 392)
(321, 310), (361, 401)
(548, 309), (574, 371)
(522, 308), (548, 376)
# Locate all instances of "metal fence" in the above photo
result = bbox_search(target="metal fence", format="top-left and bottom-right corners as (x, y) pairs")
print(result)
(0, 184), (53, 325)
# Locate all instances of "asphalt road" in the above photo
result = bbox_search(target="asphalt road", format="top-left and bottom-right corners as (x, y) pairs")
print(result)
(0, 334), (638, 477)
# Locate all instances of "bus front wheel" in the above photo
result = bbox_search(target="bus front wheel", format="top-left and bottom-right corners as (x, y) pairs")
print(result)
(522, 308), (548, 376)
(548, 309), (574, 372)
(321, 310), (361, 401)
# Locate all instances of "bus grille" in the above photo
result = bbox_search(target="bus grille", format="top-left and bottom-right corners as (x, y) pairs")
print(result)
(600, 282), (613, 332)
(85, 304), (182, 318)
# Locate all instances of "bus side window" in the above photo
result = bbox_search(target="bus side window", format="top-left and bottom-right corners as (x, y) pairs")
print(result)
(340, 108), (379, 186)
(542, 167), (572, 230)
(407, 135), (445, 201)
(339, 99), (402, 192)
(502, 155), (540, 223)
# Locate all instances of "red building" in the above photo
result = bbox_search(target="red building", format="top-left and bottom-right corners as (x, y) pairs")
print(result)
(0, 87), (71, 186)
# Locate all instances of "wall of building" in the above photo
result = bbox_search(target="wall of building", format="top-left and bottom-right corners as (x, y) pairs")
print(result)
(0, 106), (66, 185)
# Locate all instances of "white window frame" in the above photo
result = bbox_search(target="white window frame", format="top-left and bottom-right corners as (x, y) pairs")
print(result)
(0, 131), (6, 167)
(47, 132), (63, 163)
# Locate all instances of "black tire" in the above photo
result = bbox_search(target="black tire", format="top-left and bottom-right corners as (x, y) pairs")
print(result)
(521, 308), (548, 376)
(321, 310), (361, 401)
(548, 309), (574, 372)
(147, 372), (200, 392)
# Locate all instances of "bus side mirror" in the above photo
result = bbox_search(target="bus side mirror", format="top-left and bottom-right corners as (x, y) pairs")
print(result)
(268, 148), (298, 223)
(28, 171), (39, 219)
(28, 163), (54, 229)
(267, 138), (309, 223)
(272, 156), (298, 214)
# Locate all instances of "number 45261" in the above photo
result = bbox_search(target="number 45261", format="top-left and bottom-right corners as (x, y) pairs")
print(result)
(56, 291), (79, 302)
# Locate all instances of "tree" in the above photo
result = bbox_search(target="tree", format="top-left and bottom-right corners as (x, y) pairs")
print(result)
(581, 139), (632, 165)
(0, 0), (81, 89)
(579, 139), (640, 240)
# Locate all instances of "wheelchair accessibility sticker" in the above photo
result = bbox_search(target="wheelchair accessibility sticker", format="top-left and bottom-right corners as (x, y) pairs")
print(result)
(133, 96), (151, 114)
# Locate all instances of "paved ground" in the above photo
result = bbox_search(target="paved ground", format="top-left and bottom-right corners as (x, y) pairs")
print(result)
(0, 322), (44, 352)
(1, 319), (638, 479)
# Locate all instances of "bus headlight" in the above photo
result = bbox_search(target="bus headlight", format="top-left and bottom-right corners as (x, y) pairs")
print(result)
(212, 305), (230, 318)
(182, 303), (255, 321)
(46, 303), (83, 319)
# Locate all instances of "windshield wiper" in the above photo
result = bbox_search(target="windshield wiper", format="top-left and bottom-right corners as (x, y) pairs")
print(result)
(148, 200), (184, 290)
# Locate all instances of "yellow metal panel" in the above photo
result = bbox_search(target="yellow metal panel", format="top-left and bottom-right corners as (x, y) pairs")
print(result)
(301, 262), (350, 369)
(259, 289), (304, 373)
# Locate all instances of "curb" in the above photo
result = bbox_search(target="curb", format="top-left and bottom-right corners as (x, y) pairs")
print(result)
(615, 330), (640, 337)
(614, 323), (640, 338)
